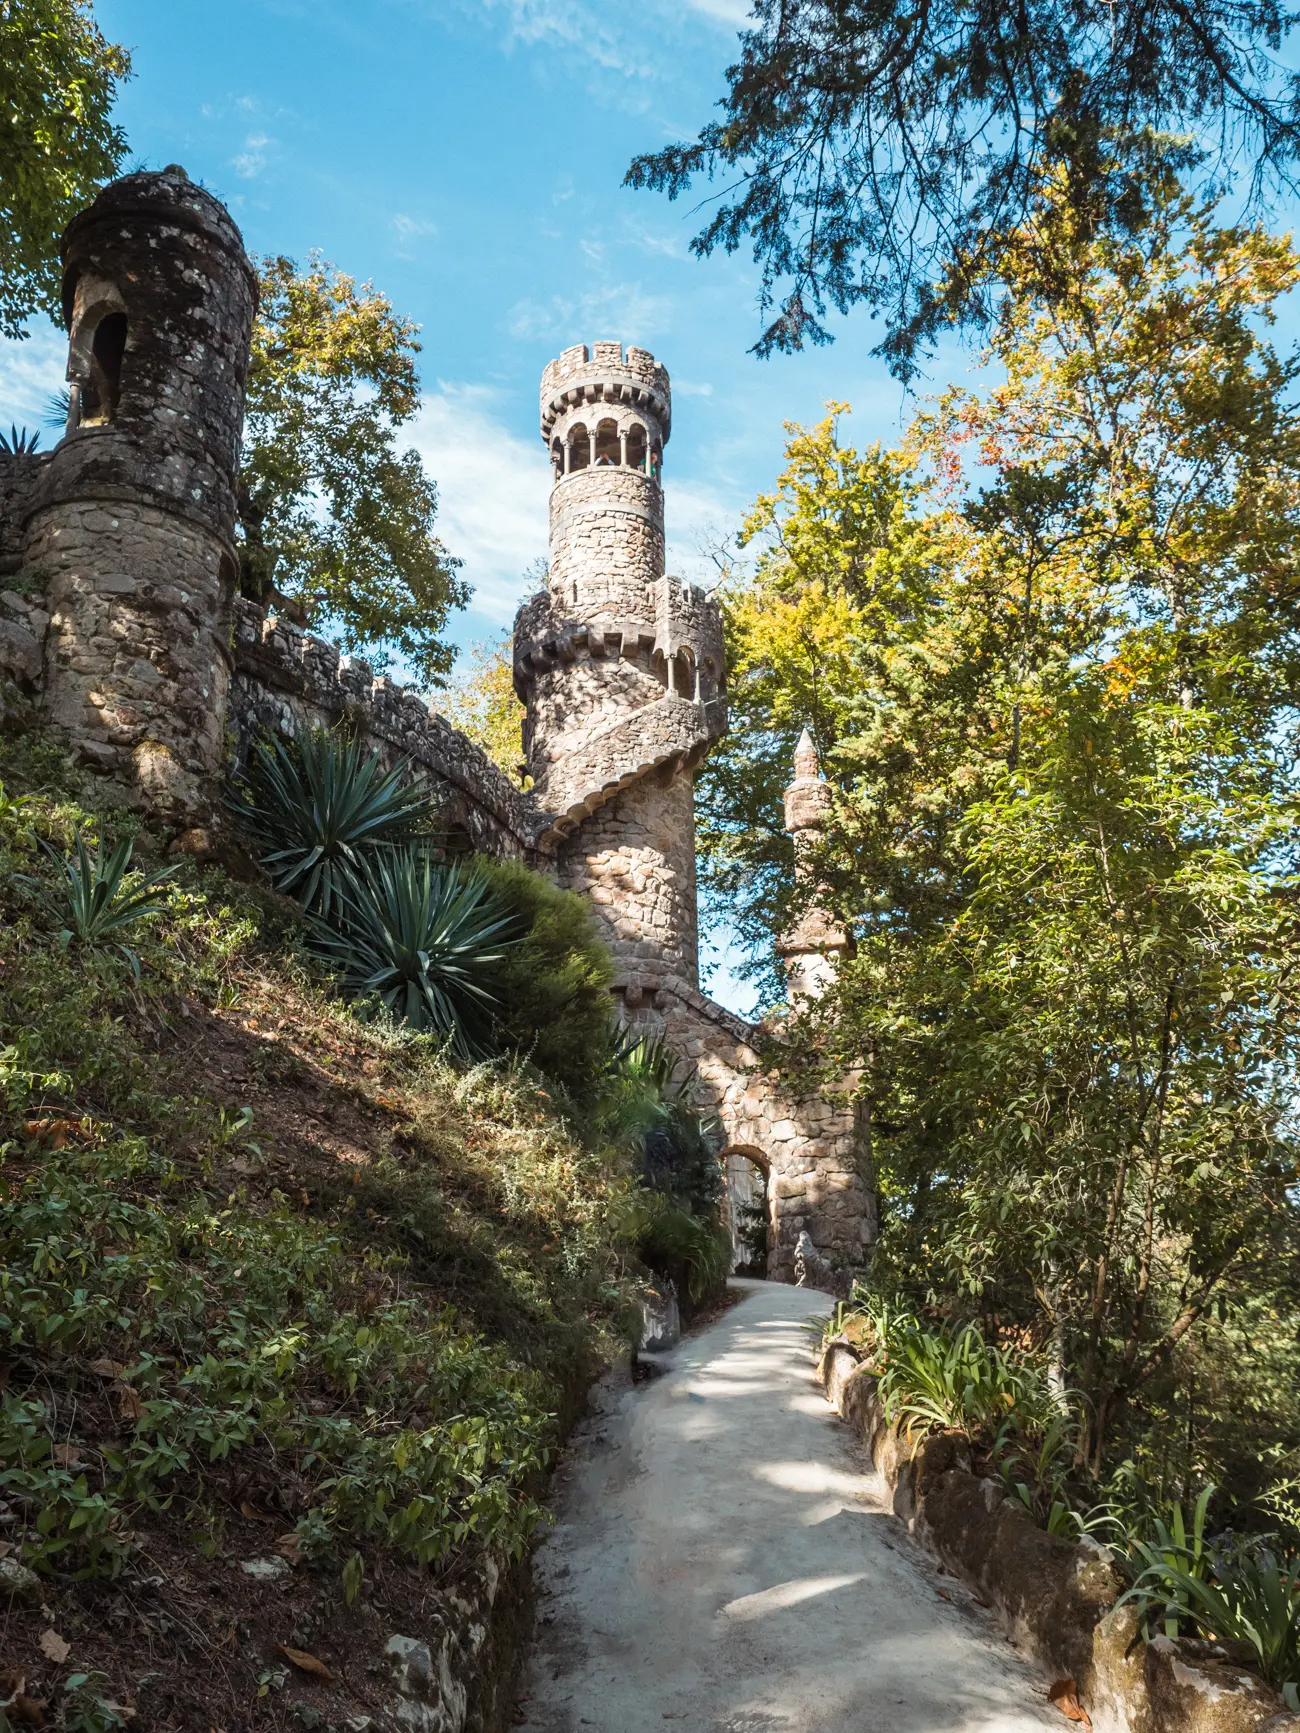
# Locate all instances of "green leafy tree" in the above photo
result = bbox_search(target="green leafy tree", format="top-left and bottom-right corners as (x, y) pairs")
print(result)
(0, 0), (129, 337)
(238, 255), (466, 686)
(710, 162), (1300, 1479)
(437, 632), (526, 779)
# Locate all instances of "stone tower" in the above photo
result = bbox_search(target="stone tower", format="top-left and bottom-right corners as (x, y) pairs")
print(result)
(513, 342), (727, 1007)
(30, 166), (257, 819)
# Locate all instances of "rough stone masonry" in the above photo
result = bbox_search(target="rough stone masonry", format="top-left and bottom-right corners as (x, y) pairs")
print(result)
(0, 169), (876, 1287)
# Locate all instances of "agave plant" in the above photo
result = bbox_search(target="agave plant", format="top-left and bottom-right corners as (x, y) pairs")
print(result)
(33, 831), (176, 976)
(0, 423), (40, 455)
(231, 729), (435, 919)
(310, 848), (518, 1050)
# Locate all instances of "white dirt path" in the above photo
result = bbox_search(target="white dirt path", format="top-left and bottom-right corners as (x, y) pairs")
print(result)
(518, 1278), (1060, 1733)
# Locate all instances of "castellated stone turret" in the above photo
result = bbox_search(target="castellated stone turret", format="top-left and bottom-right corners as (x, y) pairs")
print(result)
(29, 166), (257, 818)
(513, 342), (726, 1001)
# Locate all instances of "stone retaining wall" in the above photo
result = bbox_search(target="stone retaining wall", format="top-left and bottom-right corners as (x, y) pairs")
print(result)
(819, 1340), (1300, 1733)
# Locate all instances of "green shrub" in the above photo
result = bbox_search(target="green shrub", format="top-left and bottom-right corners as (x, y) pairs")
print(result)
(617, 1190), (732, 1302)
(1120, 1490), (1300, 1705)
(474, 857), (617, 1101)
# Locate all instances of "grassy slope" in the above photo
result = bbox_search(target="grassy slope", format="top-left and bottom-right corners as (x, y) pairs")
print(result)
(0, 740), (633, 1733)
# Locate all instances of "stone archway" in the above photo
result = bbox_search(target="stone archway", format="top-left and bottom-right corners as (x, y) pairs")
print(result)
(719, 1143), (769, 1274)
(656, 984), (876, 1290)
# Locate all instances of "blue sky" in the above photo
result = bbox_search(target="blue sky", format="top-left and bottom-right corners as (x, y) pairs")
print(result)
(0, 0), (931, 637)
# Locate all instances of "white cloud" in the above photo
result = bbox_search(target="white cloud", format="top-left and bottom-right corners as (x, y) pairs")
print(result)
(0, 326), (68, 440)
(508, 281), (673, 344)
(674, 379), (714, 397)
(406, 384), (552, 625)
(232, 132), (273, 178)
(393, 213), (438, 242)
(683, 0), (751, 22)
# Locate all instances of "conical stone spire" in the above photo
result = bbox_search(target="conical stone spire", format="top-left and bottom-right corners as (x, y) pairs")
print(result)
(777, 727), (849, 1000)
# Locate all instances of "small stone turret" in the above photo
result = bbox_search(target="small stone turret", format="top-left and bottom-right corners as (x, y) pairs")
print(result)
(514, 341), (726, 998)
(777, 729), (850, 1000)
(29, 165), (257, 818)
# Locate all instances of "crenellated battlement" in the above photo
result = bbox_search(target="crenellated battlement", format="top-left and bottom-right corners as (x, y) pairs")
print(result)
(513, 573), (725, 704)
(540, 341), (670, 443)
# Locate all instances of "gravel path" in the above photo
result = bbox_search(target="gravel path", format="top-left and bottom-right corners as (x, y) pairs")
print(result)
(518, 1277), (1060, 1733)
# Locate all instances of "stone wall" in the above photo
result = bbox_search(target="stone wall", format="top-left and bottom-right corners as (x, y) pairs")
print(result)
(547, 468), (665, 616)
(229, 598), (537, 860)
(31, 498), (233, 819)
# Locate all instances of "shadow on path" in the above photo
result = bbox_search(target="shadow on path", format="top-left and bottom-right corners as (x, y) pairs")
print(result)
(519, 1279), (1058, 1733)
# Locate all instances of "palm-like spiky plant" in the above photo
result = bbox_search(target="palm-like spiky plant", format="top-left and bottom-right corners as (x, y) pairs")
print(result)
(0, 423), (41, 455)
(32, 831), (175, 976)
(231, 729), (435, 920)
(309, 848), (517, 1051)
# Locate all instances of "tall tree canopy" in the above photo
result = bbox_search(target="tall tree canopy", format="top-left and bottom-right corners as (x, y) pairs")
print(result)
(0, 0), (129, 337)
(238, 256), (466, 688)
(626, 2), (1300, 373)
(705, 164), (1300, 1480)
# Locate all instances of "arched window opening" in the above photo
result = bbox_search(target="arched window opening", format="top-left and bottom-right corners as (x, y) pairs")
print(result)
(626, 425), (647, 473)
(551, 438), (565, 479)
(650, 649), (669, 690)
(698, 658), (717, 704)
(649, 441), (663, 481)
(568, 422), (590, 470)
(672, 650), (695, 699)
(82, 312), (127, 424)
(725, 1151), (768, 1276)
(69, 308), (128, 428)
(439, 824), (475, 860)
(594, 418), (620, 466)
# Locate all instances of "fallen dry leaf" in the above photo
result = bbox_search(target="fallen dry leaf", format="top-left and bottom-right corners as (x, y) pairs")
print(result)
(88, 1358), (127, 1380)
(0, 1670), (25, 1701)
(37, 1631), (70, 1665)
(113, 1384), (145, 1421)
(1048, 1679), (1093, 1728)
(50, 1444), (84, 1468)
(935, 1588), (952, 1602)
(274, 1532), (301, 1565)
(276, 1646), (335, 1683)
(239, 1500), (276, 1526)
(11, 1695), (46, 1726)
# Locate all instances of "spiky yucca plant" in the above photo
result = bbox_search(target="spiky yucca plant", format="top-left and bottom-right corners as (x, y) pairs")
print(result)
(32, 831), (175, 976)
(231, 729), (435, 919)
(310, 848), (517, 1051)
